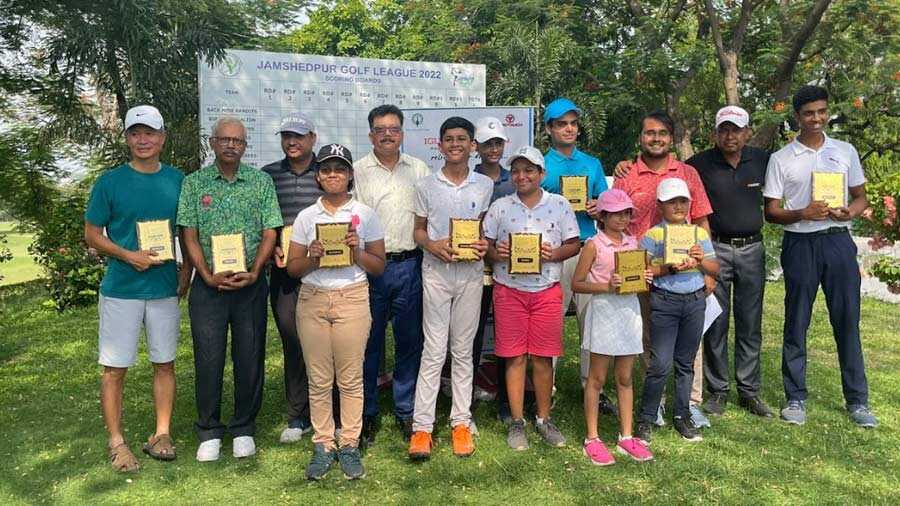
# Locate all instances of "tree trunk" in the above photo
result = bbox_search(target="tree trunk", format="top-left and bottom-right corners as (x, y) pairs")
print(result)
(750, 0), (833, 149)
(722, 51), (740, 105)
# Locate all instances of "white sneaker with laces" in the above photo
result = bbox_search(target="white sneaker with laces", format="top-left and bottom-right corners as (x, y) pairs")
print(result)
(233, 436), (256, 458)
(196, 438), (221, 462)
(279, 425), (311, 443)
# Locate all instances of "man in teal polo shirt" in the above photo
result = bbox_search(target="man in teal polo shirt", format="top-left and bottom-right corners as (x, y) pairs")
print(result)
(540, 97), (614, 415)
(85, 105), (191, 471)
(177, 116), (283, 462)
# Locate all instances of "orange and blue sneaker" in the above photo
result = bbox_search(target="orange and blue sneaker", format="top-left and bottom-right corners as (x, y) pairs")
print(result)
(408, 431), (433, 461)
(451, 424), (475, 457)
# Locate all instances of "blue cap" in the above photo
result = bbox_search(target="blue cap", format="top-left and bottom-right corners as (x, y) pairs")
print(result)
(543, 97), (582, 124)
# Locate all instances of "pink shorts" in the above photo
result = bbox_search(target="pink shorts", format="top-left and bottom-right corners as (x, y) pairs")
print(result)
(493, 283), (564, 358)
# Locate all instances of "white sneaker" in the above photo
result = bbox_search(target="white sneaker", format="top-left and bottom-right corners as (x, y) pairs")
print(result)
(279, 426), (310, 444)
(233, 436), (256, 458)
(196, 438), (221, 462)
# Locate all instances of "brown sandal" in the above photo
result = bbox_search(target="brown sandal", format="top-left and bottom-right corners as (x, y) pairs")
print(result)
(142, 434), (177, 461)
(108, 443), (140, 472)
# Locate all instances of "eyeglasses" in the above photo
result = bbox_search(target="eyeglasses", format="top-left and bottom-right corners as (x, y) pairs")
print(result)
(211, 136), (247, 146)
(371, 127), (402, 136)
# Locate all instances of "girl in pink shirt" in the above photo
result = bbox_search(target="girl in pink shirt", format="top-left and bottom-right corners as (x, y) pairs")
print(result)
(572, 188), (653, 465)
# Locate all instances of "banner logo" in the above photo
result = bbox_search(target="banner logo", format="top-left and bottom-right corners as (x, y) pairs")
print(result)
(412, 113), (424, 126)
(451, 66), (476, 88)
(218, 53), (243, 77)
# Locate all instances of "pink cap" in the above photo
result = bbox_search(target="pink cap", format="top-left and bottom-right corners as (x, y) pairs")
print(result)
(597, 188), (634, 213)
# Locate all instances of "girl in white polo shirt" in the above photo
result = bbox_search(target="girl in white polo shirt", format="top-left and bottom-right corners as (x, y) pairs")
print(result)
(286, 144), (385, 481)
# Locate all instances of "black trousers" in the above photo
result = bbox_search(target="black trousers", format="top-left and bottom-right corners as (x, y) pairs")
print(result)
(189, 275), (268, 442)
(704, 240), (765, 398)
(269, 267), (310, 424)
(780, 229), (868, 406)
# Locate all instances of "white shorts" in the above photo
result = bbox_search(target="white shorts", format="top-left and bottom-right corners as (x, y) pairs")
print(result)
(98, 295), (180, 367)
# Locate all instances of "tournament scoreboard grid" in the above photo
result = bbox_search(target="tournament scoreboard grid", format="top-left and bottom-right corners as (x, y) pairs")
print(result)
(198, 49), (487, 166)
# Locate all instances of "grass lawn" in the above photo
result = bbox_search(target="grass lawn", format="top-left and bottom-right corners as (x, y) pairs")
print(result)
(0, 280), (897, 505)
(0, 222), (41, 286)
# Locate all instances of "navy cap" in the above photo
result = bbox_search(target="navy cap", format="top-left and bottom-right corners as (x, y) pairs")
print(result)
(315, 143), (353, 167)
(543, 97), (582, 124)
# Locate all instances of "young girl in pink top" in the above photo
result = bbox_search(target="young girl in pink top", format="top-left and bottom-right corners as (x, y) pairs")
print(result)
(572, 188), (653, 465)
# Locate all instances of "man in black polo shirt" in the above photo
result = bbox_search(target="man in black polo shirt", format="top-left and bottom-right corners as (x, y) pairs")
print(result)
(261, 114), (323, 442)
(687, 106), (773, 418)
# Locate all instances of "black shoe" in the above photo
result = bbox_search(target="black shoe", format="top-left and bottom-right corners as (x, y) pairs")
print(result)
(673, 416), (703, 442)
(703, 392), (727, 416)
(634, 421), (653, 444)
(337, 446), (366, 480)
(599, 392), (618, 418)
(306, 443), (336, 480)
(361, 416), (380, 446)
(396, 416), (413, 442)
(497, 401), (512, 425)
(739, 396), (774, 418)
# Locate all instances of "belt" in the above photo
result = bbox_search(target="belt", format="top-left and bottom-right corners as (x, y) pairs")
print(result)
(385, 249), (422, 262)
(787, 226), (849, 237)
(712, 233), (762, 247)
(650, 286), (706, 300)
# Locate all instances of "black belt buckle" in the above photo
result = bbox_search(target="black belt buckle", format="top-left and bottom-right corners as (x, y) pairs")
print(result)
(386, 249), (421, 262)
(715, 233), (761, 247)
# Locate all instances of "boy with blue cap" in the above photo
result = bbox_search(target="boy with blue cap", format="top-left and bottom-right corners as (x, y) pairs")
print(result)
(541, 97), (615, 416)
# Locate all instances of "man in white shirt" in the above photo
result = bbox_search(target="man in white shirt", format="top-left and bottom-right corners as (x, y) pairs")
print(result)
(354, 104), (431, 445)
(763, 85), (876, 428)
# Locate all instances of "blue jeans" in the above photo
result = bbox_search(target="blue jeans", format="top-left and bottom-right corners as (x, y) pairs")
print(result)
(639, 288), (705, 422)
(780, 229), (868, 405)
(363, 254), (424, 419)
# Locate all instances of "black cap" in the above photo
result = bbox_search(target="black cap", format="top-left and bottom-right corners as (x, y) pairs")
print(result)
(315, 143), (353, 167)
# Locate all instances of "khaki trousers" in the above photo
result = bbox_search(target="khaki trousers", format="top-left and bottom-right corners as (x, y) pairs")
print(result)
(296, 281), (371, 449)
(412, 256), (483, 432)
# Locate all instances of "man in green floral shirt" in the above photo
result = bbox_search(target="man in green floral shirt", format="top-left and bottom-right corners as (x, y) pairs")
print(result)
(177, 116), (282, 462)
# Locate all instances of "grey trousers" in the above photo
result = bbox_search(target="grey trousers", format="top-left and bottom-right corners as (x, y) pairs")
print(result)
(704, 240), (765, 398)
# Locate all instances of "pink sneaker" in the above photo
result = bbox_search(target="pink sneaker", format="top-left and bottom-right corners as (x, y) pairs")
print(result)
(616, 436), (653, 462)
(583, 438), (615, 466)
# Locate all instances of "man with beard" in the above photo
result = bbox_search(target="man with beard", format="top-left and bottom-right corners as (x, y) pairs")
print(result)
(612, 111), (713, 429)
(261, 114), (322, 443)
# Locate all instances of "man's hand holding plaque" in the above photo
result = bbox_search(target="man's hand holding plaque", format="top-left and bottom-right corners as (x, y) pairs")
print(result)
(211, 232), (248, 277)
(136, 219), (175, 262)
(274, 225), (293, 268)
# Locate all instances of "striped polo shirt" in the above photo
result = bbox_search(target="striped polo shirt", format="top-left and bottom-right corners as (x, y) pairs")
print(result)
(260, 157), (323, 226)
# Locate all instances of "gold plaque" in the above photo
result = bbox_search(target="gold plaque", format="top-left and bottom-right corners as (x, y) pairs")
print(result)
(508, 233), (542, 275)
(483, 263), (494, 286)
(316, 222), (353, 268)
(811, 172), (846, 209)
(280, 225), (293, 259)
(210, 233), (247, 274)
(663, 224), (698, 265)
(560, 175), (588, 212)
(450, 218), (481, 262)
(615, 249), (649, 294)
(135, 219), (174, 261)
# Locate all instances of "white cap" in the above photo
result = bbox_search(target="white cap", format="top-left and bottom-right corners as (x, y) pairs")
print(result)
(507, 145), (544, 169)
(474, 116), (509, 143)
(656, 178), (692, 202)
(714, 105), (749, 129)
(124, 105), (164, 131)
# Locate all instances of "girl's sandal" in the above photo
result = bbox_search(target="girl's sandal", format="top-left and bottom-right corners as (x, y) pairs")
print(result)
(108, 443), (140, 472)
(142, 434), (177, 461)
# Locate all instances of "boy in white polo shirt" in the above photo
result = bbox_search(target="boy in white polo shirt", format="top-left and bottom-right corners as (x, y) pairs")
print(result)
(408, 117), (493, 460)
(483, 146), (581, 450)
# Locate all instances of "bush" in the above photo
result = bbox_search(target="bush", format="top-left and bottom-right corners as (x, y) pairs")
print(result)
(27, 190), (104, 311)
(857, 155), (900, 292)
